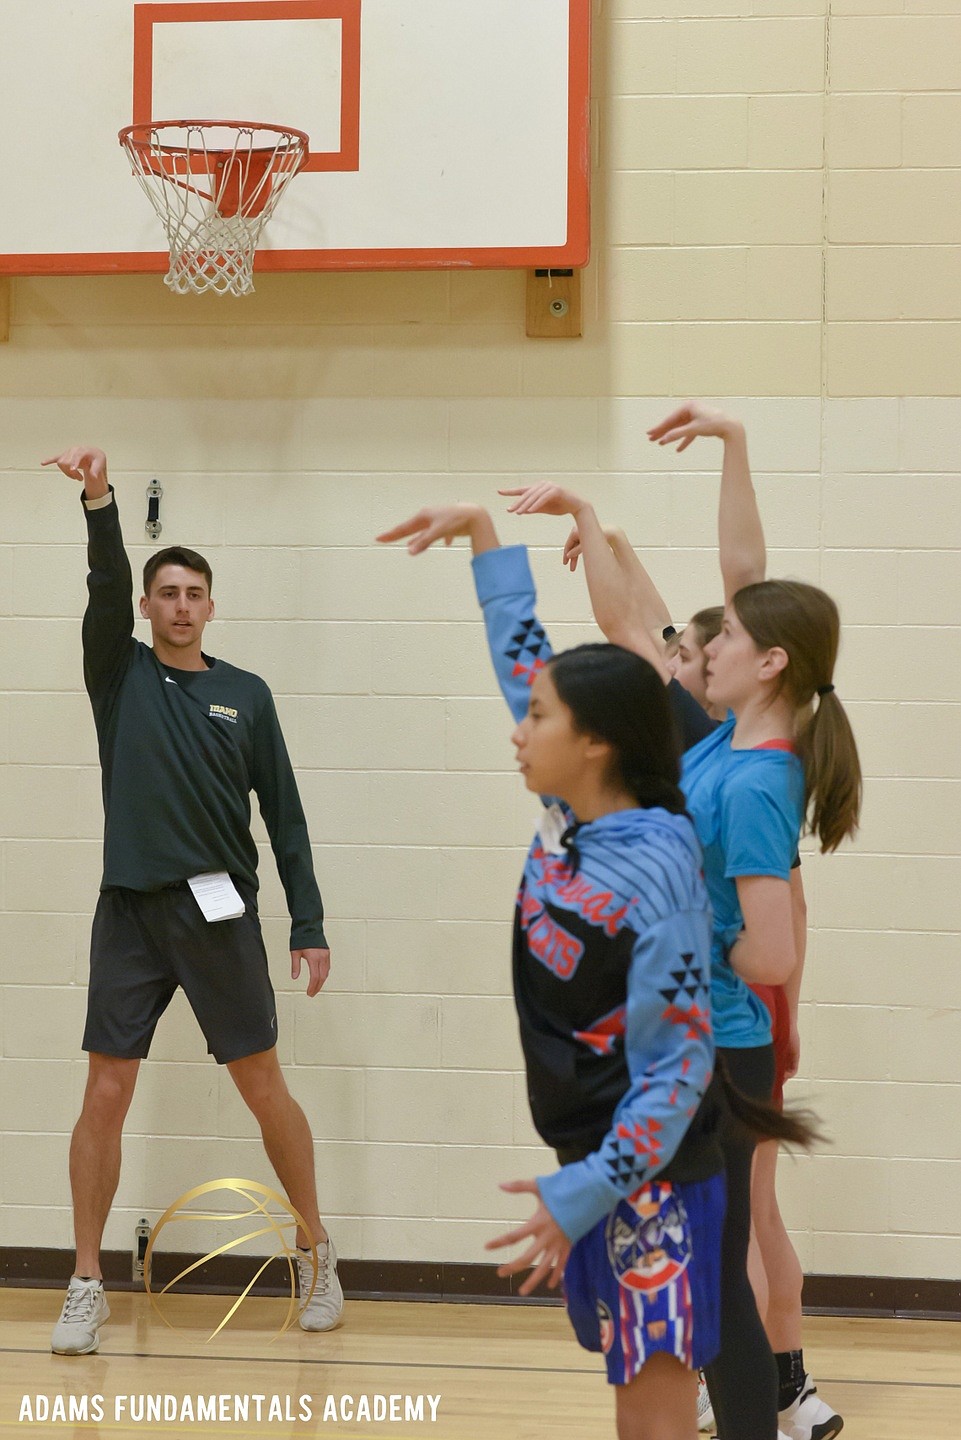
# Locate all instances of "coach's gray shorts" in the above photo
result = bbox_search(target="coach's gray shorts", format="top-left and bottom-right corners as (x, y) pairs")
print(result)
(83, 881), (277, 1064)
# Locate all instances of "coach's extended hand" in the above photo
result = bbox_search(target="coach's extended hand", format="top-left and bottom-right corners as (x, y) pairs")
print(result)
(42, 445), (110, 501)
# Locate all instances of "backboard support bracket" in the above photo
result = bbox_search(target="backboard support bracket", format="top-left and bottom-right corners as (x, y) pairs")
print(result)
(146, 479), (163, 540)
(526, 268), (581, 339)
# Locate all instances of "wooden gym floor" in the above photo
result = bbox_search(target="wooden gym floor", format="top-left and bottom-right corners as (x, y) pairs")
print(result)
(1, 1289), (958, 1438)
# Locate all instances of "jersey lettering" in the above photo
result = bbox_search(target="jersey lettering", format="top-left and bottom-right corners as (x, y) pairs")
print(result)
(520, 891), (584, 980)
(529, 845), (633, 938)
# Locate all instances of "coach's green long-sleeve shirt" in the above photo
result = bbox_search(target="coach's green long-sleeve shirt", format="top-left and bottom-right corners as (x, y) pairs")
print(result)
(81, 489), (327, 950)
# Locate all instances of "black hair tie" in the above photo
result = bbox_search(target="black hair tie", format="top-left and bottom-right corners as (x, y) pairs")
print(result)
(816, 684), (835, 697)
(560, 822), (583, 876)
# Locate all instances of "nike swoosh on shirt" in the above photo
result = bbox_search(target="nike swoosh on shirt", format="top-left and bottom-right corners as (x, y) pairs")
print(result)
(165, 676), (179, 686)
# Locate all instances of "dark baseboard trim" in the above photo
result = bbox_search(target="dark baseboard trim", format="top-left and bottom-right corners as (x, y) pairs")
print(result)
(0, 1248), (562, 1305)
(801, 1273), (961, 1322)
(2, 1249), (960, 1319)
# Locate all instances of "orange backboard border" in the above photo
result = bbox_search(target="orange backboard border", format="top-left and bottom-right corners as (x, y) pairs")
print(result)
(1, 0), (590, 274)
(132, 1), (362, 174)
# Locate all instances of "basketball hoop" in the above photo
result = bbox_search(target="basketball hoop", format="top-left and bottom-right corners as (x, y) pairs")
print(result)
(119, 121), (309, 296)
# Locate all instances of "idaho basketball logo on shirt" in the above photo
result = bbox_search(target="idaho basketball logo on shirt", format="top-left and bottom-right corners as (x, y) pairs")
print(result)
(605, 1181), (691, 1294)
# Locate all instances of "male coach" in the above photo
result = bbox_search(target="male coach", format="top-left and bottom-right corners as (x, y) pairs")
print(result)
(42, 445), (342, 1353)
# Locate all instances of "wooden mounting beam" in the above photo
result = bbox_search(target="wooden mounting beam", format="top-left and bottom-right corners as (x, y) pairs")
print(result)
(526, 268), (582, 339)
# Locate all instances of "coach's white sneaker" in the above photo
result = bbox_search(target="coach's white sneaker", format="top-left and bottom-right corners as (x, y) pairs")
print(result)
(779, 1375), (843, 1440)
(51, 1277), (110, 1355)
(296, 1239), (344, 1331)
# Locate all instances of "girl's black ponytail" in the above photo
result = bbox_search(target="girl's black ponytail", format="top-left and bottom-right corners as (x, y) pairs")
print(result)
(715, 1052), (823, 1148)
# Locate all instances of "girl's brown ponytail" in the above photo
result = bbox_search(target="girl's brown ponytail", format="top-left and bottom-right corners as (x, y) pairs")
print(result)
(732, 580), (863, 852)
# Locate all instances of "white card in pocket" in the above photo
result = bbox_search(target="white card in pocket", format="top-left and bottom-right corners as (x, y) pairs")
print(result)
(187, 871), (245, 922)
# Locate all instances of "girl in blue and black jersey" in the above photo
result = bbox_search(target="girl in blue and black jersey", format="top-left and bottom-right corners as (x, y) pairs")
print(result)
(493, 643), (728, 1428)
(378, 504), (813, 1440)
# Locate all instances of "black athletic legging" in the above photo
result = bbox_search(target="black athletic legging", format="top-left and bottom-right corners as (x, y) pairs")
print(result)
(704, 1042), (778, 1440)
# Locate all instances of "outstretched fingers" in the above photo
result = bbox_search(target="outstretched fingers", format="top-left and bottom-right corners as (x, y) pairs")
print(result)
(518, 1253), (566, 1296)
(486, 1227), (567, 1295)
(41, 446), (107, 482)
(375, 513), (429, 544)
(486, 1224), (539, 1256)
(498, 482), (586, 517)
(377, 504), (485, 555)
(655, 426), (698, 451)
(647, 406), (700, 450)
(484, 1180), (569, 1295)
(374, 518), (417, 543)
(485, 1180), (539, 1251)
(499, 483), (553, 515)
(487, 1227), (554, 1291)
(647, 405), (694, 441)
(648, 399), (733, 449)
(375, 511), (441, 555)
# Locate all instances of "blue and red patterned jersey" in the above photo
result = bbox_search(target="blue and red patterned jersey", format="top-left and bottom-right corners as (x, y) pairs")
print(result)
(472, 544), (721, 1243)
(516, 803), (719, 1243)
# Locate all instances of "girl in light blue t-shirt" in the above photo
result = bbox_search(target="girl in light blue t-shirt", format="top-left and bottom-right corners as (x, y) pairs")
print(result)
(681, 718), (804, 1050)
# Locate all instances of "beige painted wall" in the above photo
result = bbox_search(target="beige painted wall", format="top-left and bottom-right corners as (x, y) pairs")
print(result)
(1, 0), (959, 1277)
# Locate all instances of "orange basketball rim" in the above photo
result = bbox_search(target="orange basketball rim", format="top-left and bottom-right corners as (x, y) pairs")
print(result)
(119, 119), (310, 295)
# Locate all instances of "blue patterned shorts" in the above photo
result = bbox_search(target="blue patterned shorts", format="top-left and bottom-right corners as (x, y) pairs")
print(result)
(563, 1173), (725, 1386)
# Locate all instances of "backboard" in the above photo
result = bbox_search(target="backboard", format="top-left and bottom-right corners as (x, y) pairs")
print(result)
(1, 0), (590, 275)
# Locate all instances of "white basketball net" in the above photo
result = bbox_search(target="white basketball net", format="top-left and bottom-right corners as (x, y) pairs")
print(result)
(120, 122), (309, 296)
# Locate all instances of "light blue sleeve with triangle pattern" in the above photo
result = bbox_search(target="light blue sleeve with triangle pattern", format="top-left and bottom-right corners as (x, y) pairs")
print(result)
(471, 545), (556, 724)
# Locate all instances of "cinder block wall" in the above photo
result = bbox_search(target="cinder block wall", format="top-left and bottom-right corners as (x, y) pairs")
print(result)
(1, 0), (959, 1277)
